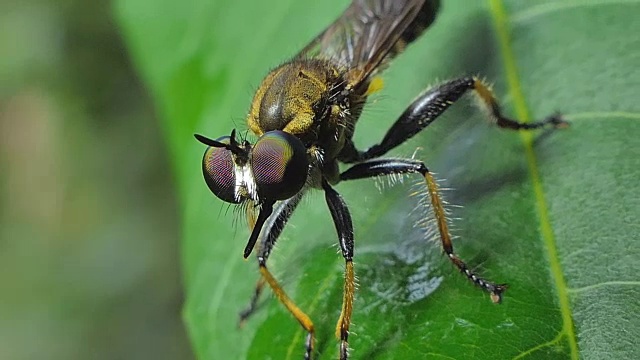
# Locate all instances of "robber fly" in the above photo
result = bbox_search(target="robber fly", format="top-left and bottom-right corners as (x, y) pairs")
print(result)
(195, 0), (567, 359)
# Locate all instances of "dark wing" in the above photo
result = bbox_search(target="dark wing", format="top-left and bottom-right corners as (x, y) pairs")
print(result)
(297, 0), (439, 86)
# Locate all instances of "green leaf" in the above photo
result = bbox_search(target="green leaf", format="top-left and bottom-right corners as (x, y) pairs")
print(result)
(116, 0), (640, 359)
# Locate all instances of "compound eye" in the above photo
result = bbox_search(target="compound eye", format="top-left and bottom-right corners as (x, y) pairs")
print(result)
(202, 136), (240, 204)
(251, 131), (308, 201)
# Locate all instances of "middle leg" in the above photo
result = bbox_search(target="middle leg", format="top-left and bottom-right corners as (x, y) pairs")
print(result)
(322, 179), (355, 360)
(340, 158), (507, 303)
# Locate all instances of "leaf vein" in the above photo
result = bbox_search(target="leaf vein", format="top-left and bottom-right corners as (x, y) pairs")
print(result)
(512, 331), (565, 359)
(567, 280), (640, 294)
(487, 0), (579, 359)
(511, 0), (640, 23)
(565, 111), (640, 121)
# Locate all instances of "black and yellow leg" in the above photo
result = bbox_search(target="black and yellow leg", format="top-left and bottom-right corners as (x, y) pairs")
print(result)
(238, 195), (303, 325)
(340, 159), (507, 303)
(340, 76), (567, 163)
(239, 195), (317, 359)
(323, 180), (355, 360)
(337, 261), (355, 360)
(259, 261), (315, 360)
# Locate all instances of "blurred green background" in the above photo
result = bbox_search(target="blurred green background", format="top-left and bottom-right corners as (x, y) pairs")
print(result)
(0, 0), (192, 359)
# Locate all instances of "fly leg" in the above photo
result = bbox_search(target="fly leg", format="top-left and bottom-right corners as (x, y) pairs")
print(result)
(238, 195), (303, 326)
(340, 159), (507, 303)
(237, 194), (315, 359)
(339, 76), (567, 163)
(322, 180), (355, 360)
(243, 181), (355, 360)
(238, 277), (266, 327)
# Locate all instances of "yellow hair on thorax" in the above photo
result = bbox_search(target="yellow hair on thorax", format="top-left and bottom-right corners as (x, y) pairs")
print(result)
(365, 76), (384, 95)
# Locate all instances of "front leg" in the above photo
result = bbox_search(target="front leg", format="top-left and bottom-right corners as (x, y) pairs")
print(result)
(239, 194), (303, 326)
(236, 196), (315, 359)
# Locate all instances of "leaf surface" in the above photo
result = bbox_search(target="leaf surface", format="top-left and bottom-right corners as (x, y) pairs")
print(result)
(116, 0), (640, 359)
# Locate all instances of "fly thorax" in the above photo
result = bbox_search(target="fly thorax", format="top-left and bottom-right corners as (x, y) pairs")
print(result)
(248, 59), (341, 139)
